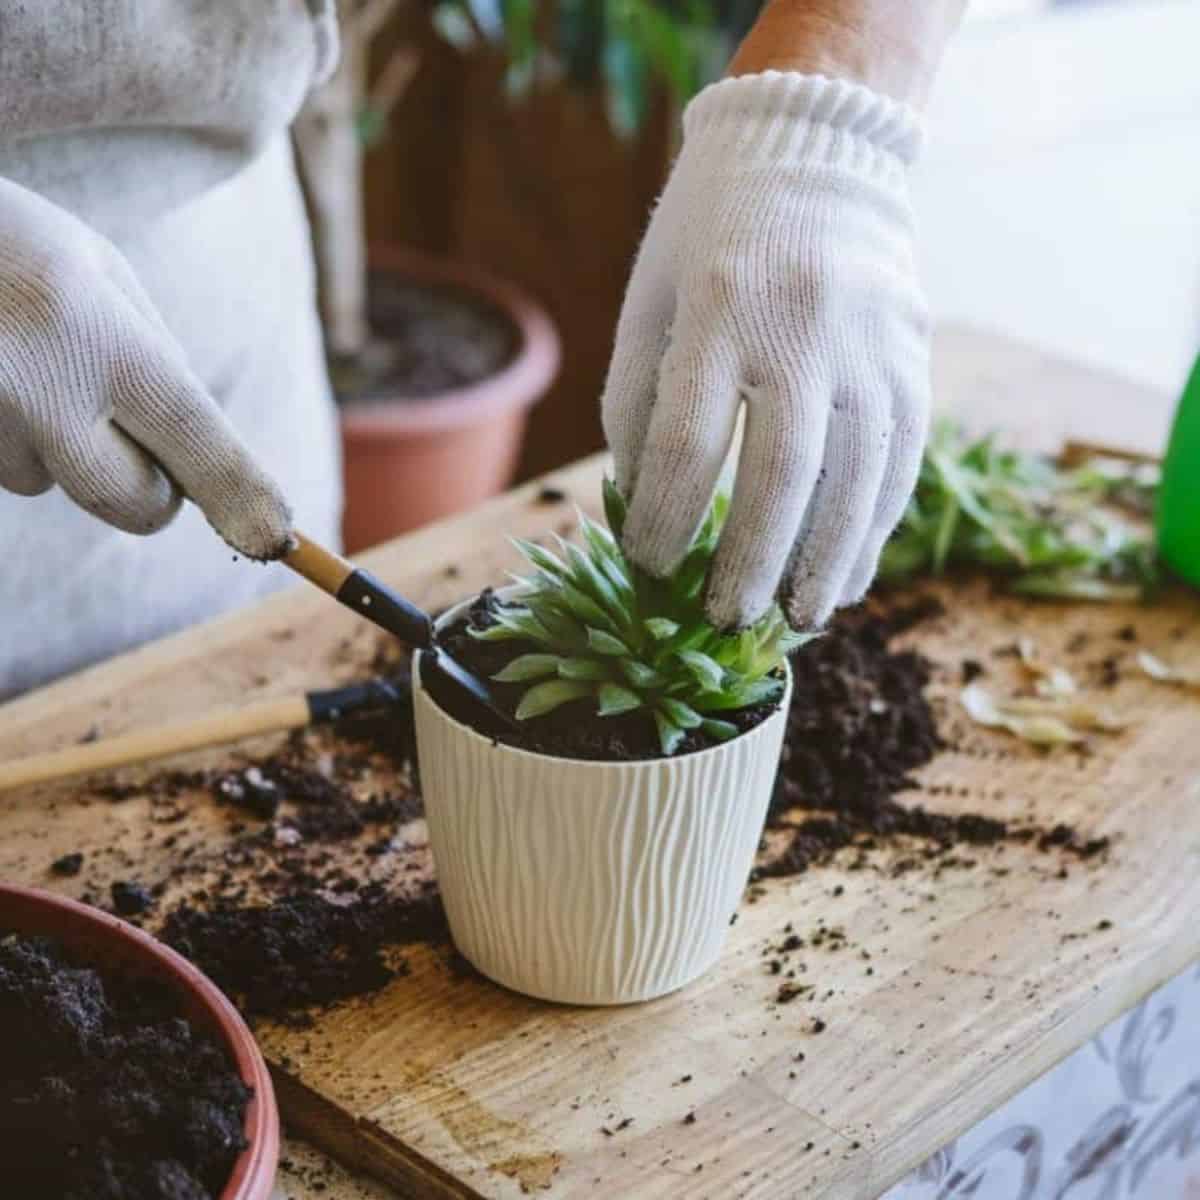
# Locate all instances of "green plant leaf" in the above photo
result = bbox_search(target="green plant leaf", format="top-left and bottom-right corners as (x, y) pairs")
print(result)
(558, 657), (612, 681)
(654, 711), (685, 756)
(658, 697), (702, 729)
(700, 718), (739, 742)
(621, 658), (665, 689)
(602, 477), (628, 539)
(491, 653), (564, 682)
(513, 537), (569, 580)
(598, 683), (643, 716)
(514, 679), (593, 720)
(561, 580), (618, 632)
(645, 617), (680, 640)
(587, 627), (629, 656)
(676, 649), (724, 692)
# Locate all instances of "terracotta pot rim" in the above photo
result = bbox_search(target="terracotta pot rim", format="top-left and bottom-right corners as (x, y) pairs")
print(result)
(338, 245), (561, 438)
(0, 884), (279, 1200)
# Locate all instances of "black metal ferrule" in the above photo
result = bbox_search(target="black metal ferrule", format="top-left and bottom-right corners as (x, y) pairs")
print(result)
(336, 569), (433, 648)
(306, 677), (407, 725)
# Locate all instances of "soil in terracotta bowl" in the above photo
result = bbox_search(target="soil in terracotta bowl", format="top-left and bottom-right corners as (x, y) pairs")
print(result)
(0, 930), (251, 1200)
(331, 274), (519, 404)
(435, 588), (782, 762)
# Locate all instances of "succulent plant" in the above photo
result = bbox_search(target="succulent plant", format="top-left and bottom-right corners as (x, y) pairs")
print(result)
(472, 479), (810, 755)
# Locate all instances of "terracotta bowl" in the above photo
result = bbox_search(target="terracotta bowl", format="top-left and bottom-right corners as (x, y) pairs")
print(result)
(0, 884), (279, 1200)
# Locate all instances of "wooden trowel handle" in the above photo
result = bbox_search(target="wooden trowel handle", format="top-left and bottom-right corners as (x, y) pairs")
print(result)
(0, 695), (308, 793)
(285, 532), (433, 648)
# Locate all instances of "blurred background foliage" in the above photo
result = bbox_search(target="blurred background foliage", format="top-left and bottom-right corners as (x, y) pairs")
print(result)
(427, 0), (761, 135)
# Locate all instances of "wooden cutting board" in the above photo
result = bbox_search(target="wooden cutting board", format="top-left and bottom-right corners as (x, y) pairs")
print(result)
(1, 329), (1196, 1200)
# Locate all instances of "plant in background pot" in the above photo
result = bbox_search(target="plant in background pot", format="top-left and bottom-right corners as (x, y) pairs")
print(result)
(293, 1), (561, 552)
(413, 482), (807, 1005)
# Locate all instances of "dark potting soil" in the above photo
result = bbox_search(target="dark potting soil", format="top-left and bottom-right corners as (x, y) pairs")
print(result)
(756, 599), (1108, 879)
(0, 932), (250, 1200)
(78, 590), (1108, 1027)
(331, 275), (518, 405)
(162, 886), (446, 1026)
(436, 588), (780, 761)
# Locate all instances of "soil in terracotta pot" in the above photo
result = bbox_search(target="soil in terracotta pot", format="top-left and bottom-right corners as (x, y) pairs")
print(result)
(436, 588), (781, 761)
(331, 274), (518, 404)
(0, 931), (250, 1200)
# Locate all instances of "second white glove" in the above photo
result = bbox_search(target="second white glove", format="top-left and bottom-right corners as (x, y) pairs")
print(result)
(602, 71), (931, 630)
(0, 177), (292, 559)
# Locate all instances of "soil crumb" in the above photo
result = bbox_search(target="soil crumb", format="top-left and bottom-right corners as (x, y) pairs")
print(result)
(0, 932), (249, 1200)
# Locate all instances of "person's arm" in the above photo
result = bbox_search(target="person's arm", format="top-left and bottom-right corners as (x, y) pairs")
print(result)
(730, 0), (966, 106)
(601, 2), (966, 632)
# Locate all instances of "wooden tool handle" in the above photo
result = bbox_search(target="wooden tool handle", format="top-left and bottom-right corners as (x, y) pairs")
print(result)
(284, 531), (356, 595)
(0, 695), (309, 794)
(285, 531), (433, 648)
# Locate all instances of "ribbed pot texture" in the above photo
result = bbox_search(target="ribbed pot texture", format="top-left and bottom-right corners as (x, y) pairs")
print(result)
(413, 616), (790, 1006)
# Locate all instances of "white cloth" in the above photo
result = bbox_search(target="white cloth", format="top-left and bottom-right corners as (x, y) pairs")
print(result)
(889, 963), (1200, 1199)
(602, 71), (931, 630)
(0, 2), (342, 699)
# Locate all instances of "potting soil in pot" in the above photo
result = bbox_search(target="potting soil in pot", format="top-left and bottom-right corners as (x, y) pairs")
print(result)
(436, 589), (782, 760)
(0, 931), (250, 1200)
(331, 276), (518, 403)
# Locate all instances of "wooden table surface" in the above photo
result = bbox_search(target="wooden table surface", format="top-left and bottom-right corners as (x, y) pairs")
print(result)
(1, 328), (1193, 1200)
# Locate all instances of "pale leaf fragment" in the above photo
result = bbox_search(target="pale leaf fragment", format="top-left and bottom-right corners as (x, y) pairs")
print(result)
(960, 683), (1085, 745)
(1137, 650), (1200, 691)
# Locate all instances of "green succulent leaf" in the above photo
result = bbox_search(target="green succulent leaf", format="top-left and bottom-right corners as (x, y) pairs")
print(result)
(587, 627), (629, 656)
(645, 617), (680, 640)
(558, 657), (613, 681)
(654, 711), (685, 756)
(676, 649), (724, 692)
(658, 697), (702, 729)
(598, 683), (643, 716)
(491, 653), (564, 682)
(700, 718), (739, 742)
(602, 477), (628, 539)
(620, 658), (666, 689)
(514, 679), (593, 720)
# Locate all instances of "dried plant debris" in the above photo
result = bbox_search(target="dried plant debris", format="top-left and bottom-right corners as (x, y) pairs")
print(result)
(1137, 650), (1200, 691)
(961, 637), (1128, 746)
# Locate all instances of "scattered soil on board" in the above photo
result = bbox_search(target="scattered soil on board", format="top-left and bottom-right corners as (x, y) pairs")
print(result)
(331, 275), (518, 405)
(53, 591), (1111, 1026)
(0, 932), (249, 1200)
(436, 588), (780, 761)
(754, 600), (1109, 881)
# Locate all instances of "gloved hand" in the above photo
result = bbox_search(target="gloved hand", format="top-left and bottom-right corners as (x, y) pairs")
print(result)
(602, 71), (931, 630)
(0, 177), (292, 558)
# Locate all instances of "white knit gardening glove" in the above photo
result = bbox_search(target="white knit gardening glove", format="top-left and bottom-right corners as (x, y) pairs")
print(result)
(602, 71), (931, 630)
(0, 178), (292, 558)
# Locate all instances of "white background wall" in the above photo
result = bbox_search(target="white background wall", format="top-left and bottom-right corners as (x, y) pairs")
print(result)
(914, 0), (1200, 396)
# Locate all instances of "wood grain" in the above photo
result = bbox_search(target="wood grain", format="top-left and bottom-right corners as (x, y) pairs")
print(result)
(0, 329), (1193, 1200)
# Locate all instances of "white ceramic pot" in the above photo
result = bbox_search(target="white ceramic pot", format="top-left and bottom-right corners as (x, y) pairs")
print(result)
(413, 599), (791, 1006)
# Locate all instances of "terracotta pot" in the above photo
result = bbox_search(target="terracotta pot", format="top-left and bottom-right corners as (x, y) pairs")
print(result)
(0, 884), (279, 1200)
(412, 594), (792, 1006)
(339, 247), (560, 553)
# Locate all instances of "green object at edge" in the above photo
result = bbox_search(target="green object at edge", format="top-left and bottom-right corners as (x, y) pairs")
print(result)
(1157, 350), (1200, 587)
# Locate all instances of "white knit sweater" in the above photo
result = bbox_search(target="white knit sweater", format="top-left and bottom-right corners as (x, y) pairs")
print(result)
(0, 2), (342, 698)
